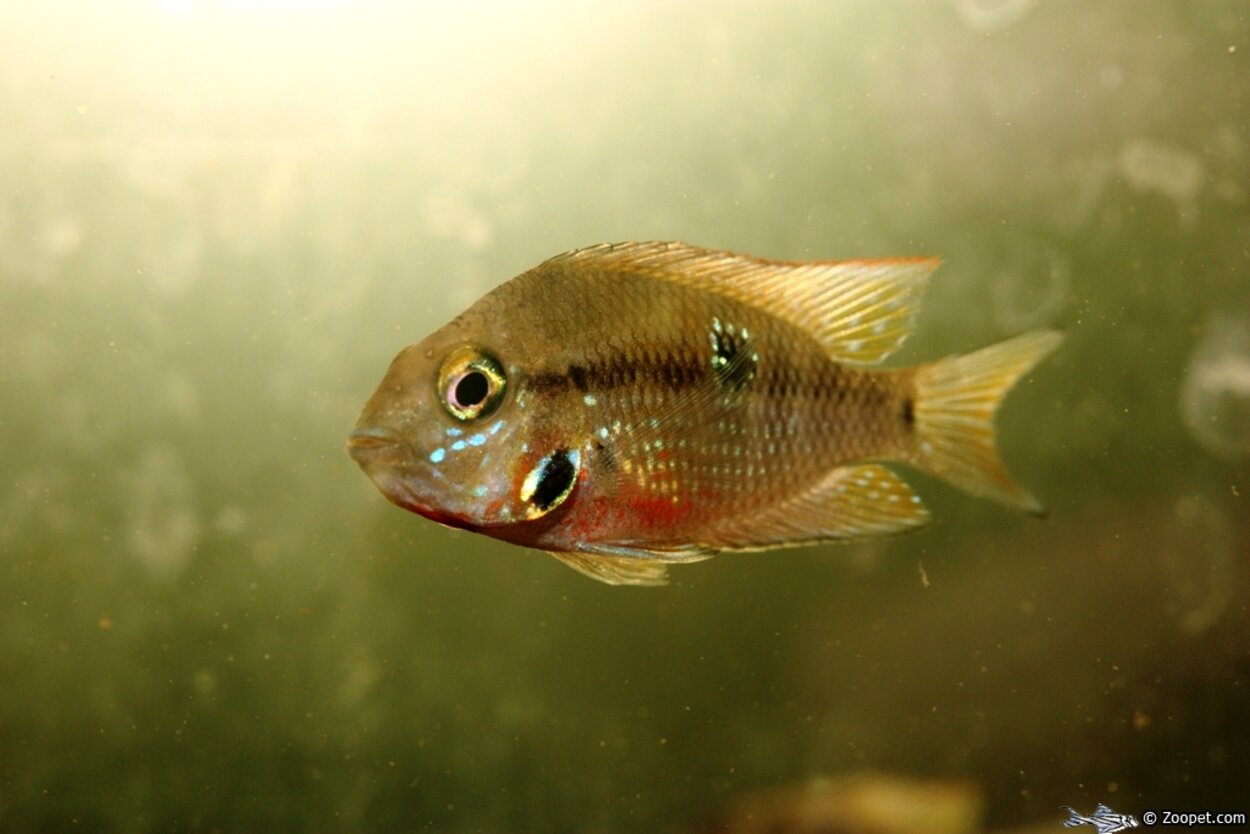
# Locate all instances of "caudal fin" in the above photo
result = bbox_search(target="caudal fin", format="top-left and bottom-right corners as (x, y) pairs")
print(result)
(912, 331), (1063, 514)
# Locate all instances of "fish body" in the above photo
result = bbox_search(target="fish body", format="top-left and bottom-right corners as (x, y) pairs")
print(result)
(1062, 804), (1140, 833)
(349, 242), (1062, 585)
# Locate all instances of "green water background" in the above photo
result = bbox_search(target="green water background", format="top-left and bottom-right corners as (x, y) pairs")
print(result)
(2, 1), (1247, 831)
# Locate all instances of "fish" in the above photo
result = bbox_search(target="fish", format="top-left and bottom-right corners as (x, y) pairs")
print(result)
(1062, 804), (1140, 833)
(348, 242), (1062, 586)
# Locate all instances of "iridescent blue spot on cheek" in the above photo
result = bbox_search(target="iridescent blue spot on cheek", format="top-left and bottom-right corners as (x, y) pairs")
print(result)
(429, 448), (446, 464)
(467, 433), (487, 447)
(445, 427), (463, 437)
(489, 420), (506, 436)
(450, 440), (467, 452)
(472, 485), (488, 498)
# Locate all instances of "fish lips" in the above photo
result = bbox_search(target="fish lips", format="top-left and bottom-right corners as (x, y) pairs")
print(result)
(347, 426), (477, 531)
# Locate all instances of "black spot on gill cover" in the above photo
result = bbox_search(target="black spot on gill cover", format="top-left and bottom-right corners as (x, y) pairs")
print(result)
(532, 449), (578, 511)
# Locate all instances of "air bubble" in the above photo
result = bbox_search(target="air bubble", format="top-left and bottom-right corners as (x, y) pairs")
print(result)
(1157, 496), (1236, 635)
(1118, 140), (1204, 225)
(991, 240), (1070, 332)
(214, 504), (248, 536)
(952, 0), (1036, 32)
(1180, 314), (1250, 459)
(139, 224), (205, 296)
(418, 188), (493, 250)
(0, 198), (85, 285)
(127, 444), (200, 581)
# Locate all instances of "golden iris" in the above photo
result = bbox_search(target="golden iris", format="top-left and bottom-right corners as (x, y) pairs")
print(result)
(438, 346), (506, 421)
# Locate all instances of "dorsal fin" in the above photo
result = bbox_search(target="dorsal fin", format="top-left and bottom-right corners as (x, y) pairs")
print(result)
(545, 241), (940, 365)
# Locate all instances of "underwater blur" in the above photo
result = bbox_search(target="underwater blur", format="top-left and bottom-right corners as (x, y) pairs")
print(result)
(2, 0), (1246, 831)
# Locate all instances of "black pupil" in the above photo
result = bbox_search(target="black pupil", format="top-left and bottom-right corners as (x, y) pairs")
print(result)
(453, 371), (489, 408)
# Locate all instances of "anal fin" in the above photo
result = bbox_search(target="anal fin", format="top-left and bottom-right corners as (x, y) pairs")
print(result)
(703, 464), (931, 551)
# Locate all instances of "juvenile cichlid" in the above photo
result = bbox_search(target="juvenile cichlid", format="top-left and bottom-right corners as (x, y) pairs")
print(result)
(348, 242), (1062, 586)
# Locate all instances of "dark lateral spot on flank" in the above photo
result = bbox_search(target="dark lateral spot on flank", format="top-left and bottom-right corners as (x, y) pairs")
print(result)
(711, 323), (758, 391)
(901, 396), (915, 426)
(568, 364), (589, 392)
(595, 440), (617, 472)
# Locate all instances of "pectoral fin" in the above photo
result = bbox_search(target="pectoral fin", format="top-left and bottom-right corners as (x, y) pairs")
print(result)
(546, 540), (719, 586)
(545, 551), (672, 586)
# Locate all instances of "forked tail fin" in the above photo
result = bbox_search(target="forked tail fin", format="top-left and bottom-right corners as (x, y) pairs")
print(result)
(912, 330), (1063, 513)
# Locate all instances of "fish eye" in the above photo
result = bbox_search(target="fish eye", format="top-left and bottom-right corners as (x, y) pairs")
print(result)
(438, 347), (506, 421)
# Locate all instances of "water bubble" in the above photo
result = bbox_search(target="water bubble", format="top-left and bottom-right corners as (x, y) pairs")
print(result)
(1117, 140), (1204, 226)
(418, 188), (494, 250)
(214, 504), (248, 536)
(1157, 496), (1236, 635)
(951, 0), (1037, 32)
(1, 469), (76, 539)
(193, 669), (218, 697)
(1212, 179), (1246, 206)
(1180, 314), (1250, 459)
(1052, 154), (1116, 235)
(0, 199), (85, 285)
(161, 371), (203, 422)
(1098, 64), (1124, 91)
(126, 444), (200, 581)
(138, 224), (204, 296)
(991, 241), (1070, 332)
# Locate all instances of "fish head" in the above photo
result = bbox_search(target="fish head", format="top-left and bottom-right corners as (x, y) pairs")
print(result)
(348, 315), (585, 536)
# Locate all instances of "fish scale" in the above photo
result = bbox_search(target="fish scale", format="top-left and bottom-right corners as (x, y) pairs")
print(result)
(349, 242), (1062, 585)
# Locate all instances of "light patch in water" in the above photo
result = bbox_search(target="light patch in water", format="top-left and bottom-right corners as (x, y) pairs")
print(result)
(127, 444), (200, 581)
(952, 0), (1036, 33)
(214, 504), (248, 536)
(1180, 313), (1250, 459)
(1158, 495), (1236, 635)
(1118, 139), (1204, 226)
(991, 240), (1070, 332)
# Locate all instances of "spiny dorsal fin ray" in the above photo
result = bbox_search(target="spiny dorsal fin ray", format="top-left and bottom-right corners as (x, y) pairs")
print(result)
(545, 241), (940, 365)
(699, 464), (931, 552)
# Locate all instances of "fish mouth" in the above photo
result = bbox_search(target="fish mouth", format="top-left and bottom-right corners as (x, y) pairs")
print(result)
(347, 425), (401, 464)
(348, 425), (476, 531)
(376, 473), (478, 532)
